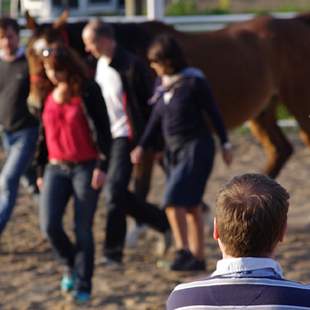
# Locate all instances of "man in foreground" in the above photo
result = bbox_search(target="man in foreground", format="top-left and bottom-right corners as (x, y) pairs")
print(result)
(167, 173), (310, 309)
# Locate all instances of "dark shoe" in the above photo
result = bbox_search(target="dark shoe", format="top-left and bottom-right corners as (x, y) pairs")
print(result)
(102, 247), (123, 265)
(72, 290), (91, 304)
(170, 249), (193, 271)
(186, 257), (206, 271)
(170, 250), (206, 271)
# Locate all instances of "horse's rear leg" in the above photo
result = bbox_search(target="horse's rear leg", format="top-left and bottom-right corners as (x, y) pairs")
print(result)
(283, 104), (310, 151)
(248, 101), (293, 178)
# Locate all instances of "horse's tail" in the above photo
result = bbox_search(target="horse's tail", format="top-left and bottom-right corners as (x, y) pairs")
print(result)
(295, 12), (310, 27)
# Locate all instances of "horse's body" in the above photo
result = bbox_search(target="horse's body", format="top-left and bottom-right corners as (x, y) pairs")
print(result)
(26, 12), (310, 178)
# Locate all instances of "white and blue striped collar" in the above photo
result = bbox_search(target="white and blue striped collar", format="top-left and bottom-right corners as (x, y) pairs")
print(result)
(212, 257), (283, 277)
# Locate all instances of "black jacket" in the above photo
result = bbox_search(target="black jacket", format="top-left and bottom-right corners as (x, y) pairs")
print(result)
(35, 79), (111, 177)
(108, 46), (153, 145)
(0, 54), (38, 131)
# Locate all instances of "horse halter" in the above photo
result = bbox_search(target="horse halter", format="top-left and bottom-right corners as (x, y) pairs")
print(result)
(41, 47), (67, 58)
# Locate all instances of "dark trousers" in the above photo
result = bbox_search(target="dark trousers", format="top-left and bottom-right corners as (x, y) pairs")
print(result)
(104, 137), (169, 258)
(40, 161), (99, 293)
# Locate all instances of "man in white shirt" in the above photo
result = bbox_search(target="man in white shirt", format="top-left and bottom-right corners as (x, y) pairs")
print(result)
(167, 173), (310, 309)
(82, 19), (170, 265)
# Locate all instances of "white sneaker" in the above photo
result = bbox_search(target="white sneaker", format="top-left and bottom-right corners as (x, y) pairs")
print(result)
(126, 224), (147, 248)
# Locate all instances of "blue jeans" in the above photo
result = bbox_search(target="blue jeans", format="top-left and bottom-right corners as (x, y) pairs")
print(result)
(0, 126), (39, 234)
(40, 161), (99, 293)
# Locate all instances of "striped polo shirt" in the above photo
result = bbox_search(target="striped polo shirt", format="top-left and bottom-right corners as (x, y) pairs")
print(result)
(167, 257), (310, 309)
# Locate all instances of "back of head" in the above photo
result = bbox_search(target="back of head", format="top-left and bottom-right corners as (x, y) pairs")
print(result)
(0, 17), (19, 34)
(147, 34), (187, 75)
(216, 173), (289, 257)
(84, 18), (114, 40)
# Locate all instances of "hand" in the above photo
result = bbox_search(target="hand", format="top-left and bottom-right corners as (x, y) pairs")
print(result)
(131, 146), (144, 164)
(36, 177), (44, 191)
(91, 168), (106, 190)
(222, 147), (233, 166)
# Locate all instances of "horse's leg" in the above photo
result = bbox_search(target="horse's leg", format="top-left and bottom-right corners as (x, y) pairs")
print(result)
(299, 129), (310, 148)
(280, 99), (310, 151)
(277, 85), (310, 156)
(248, 98), (293, 178)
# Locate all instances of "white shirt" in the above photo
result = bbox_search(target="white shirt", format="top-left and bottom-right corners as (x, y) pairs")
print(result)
(95, 55), (129, 139)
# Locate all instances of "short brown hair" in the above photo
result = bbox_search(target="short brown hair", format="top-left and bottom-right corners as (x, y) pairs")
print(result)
(0, 17), (19, 34)
(147, 34), (187, 75)
(215, 173), (289, 257)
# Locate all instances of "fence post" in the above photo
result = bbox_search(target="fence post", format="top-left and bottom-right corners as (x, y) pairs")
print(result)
(125, 0), (144, 16)
(147, 0), (164, 20)
(10, 0), (19, 17)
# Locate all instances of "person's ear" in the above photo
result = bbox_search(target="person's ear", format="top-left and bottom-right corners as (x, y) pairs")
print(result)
(213, 217), (219, 240)
(279, 221), (287, 242)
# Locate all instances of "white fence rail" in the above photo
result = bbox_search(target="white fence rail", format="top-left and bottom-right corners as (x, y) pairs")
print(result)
(19, 11), (298, 33)
(19, 11), (299, 43)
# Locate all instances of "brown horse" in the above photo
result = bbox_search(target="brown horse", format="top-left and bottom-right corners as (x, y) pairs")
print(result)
(25, 12), (310, 178)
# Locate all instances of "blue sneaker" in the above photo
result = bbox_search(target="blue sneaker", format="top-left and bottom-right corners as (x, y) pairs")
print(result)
(72, 290), (91, 304)
(60, 272), (76, 293)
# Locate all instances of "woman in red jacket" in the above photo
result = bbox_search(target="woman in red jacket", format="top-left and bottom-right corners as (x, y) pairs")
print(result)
(35, 43), (111, 303)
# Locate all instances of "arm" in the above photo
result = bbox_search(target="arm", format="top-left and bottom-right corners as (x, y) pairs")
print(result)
(125, 56), (155, 143)
(35, 124), (48, 189)
(139, 101), (162, 150)
(197, 78), (228, 143)
(131, 102), (162, 165)
(82, 80), (112, 172)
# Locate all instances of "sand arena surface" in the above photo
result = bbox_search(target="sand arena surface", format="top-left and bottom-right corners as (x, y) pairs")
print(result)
(0, 130), (310, 309)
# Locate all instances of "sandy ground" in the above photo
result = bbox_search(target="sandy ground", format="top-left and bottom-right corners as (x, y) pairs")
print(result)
(1, 129), (310, 310)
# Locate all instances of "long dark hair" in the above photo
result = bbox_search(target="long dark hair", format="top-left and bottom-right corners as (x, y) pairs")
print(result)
(42, 43), (89, 95)
(147, 34), (187, 75)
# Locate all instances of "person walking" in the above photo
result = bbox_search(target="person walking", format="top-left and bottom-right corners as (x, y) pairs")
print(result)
(82, 20), (170, 265)
(131, 34), (232, 271)
(0, 17), (39, 236)
(35, 43), (111, 303)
